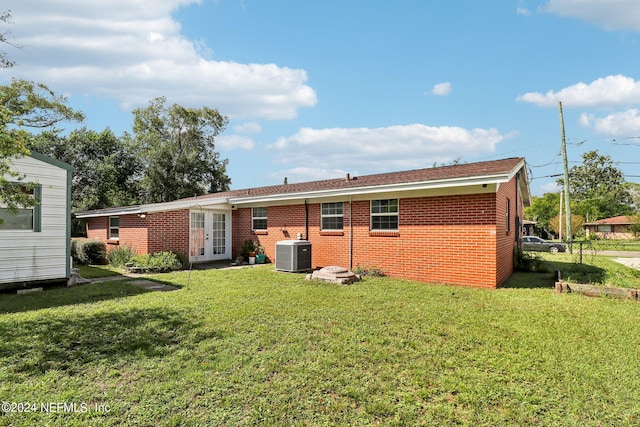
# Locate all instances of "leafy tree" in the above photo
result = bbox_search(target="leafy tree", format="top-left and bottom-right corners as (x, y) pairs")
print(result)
(525, 192), (560, 231)
(1, 10), (16, 69)
(29, 128), (141, 211)
(560, 150), (632, 221)
(0, 79), (84, 214)
(629, 215), (640, 240)
(549, 214), (585, 238)
(1, 13), (83, 215)
(132, 97), (230, 203)
(624, 182), (640, 213)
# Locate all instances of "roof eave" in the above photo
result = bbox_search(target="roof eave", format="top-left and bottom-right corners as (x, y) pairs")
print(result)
(75, 197), (231, 218)
(230, 173), (513, 205)
(75, 206), (142, 218)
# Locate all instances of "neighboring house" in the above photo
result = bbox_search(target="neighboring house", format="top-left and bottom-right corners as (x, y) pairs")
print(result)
(0, 153), (73, 290)
(76, 157), (530, 288)
(585, 216), (637, 240)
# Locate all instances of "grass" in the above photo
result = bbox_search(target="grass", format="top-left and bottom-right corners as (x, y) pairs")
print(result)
(532, 252), (640, 289)
(579, 239), (640, 252)
(1, 266), (640, 426)
(73, 263), (122, 279)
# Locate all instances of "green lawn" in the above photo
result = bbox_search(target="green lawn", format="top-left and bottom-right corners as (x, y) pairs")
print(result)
(535, 252), (640, 289)
(73, 263), (122, 279)
(580, 239), (640, 252)
(1, 266), (639, 426)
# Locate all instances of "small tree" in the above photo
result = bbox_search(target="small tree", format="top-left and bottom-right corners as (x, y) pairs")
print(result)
(0, 80), (84, 218)
(562, 150), (632, 220)
(549, 214), (585, 239)
(629, 215), (640, 240)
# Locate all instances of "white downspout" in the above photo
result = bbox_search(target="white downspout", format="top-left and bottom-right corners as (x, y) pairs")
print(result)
(349, 196), (353, 271)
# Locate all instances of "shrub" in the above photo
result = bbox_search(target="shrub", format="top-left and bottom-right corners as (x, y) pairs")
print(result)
(125, 251), (182, 273)
(107, 245), (136, 267)
(353, 265), (385, 277)
(71, 238), (107, 265)
(240, 240), (257, 258)
(515, 250), (545, 273)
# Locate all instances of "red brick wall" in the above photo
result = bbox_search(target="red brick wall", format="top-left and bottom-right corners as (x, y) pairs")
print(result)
(86, 217), (109, 242)
(232, 191), (507, 288)
(86, 175), (525, 288)
(147, 210), (189, 258)
(494, 174), (526, 287)
(85, 210), (189, 259)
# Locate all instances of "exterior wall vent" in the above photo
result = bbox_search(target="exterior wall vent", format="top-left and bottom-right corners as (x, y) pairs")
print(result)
(275, 240), (312, 272)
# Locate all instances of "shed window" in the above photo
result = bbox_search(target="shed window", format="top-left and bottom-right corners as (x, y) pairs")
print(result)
(597, 225), (611, 233)
(0, 184), (41, 231)
(252, 207), (267, 231)
(321, 202), (344, 230)
(371, 199), (398, 230)
(109, 216), (119, 239)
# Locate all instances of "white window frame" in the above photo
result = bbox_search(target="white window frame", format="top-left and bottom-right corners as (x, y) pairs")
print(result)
(0, 184), (41, 232)
(252, 207), (268, 231)
(506, 198), (511, 233)
(109, 216), (120, 240)
(321, 202), (344, 230)
(370, 199), (399, 231)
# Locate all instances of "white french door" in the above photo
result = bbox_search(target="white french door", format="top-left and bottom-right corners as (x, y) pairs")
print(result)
(189, 210), (230, 262)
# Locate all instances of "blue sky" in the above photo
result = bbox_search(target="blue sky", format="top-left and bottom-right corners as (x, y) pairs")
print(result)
(2, 0), (640, 195)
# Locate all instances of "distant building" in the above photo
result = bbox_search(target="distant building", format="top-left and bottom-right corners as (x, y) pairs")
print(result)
(585, 216), (636, 240)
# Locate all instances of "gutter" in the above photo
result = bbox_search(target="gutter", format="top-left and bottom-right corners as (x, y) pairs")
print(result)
(229, 174), (513, 206)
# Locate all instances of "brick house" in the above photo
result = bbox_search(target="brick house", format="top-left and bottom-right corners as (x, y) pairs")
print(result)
(585, 216), (637, 240)
(76, 157), (530, 288)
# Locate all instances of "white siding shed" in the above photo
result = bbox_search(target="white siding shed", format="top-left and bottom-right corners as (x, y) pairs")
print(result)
(0, 152), (73, 288)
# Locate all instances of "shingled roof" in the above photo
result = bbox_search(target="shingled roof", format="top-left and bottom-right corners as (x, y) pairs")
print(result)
(194, 157), (526, 200)
(76, 157), (527, 218)
(585, 215), (634, 225)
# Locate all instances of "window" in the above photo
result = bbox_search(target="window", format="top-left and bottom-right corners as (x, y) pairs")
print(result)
(506, 198), (511, 233)
(371, 199), (398, 230)
(252, 207), (267, 231)
(0, 184), (41, 231)
(190, 212), (205, 257)
(597, 225), (612, 233)
(321, 202), (344, 230)
(109, 216), (119, 239)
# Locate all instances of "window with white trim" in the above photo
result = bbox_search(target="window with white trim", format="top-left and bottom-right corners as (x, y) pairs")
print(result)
(506, 198), (511, 233)
(252, 207), (267, 231)
(321, 202), (343, 230)
(371, 199), (398, 230)
(109, 216), (119, 239)
(0, 184), (41, 231)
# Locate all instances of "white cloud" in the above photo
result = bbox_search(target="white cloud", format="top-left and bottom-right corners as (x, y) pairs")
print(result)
(516, 75), (640, 108)
(0, 0), (317, 120)
(233, 122), (263, 134)
(429, 82), (452, 96)
(540, 181), (562, 193)
(579, 109), (640, 135)
(517, 7), (531, 16)
(270, 124), (509, 171)
(216, 135), (255, 151)
(542, 0), (640, 32)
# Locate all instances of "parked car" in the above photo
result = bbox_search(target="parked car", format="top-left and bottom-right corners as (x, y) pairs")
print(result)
(522, 236), (566, 253)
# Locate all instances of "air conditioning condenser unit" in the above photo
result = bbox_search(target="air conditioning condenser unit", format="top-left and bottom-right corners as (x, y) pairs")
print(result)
(275, 240), (312, 272)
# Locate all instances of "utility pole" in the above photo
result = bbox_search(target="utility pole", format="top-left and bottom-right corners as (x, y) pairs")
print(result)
(558, 101), (572, 253)
(559, 190), (563, 240)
